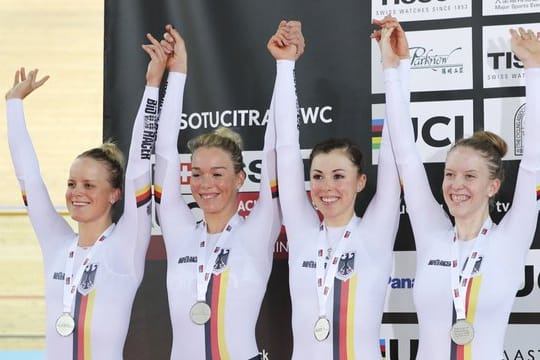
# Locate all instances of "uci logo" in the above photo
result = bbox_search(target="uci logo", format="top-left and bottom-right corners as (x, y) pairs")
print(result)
(371, 107), (471, 165)
(411, 115), (464, 148)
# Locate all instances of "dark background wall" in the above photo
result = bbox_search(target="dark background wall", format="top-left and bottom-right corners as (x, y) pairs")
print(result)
(103, 1), (540, 358)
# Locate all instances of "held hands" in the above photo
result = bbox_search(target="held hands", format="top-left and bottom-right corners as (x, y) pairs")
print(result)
(142, 33), (168, 87)
(160, 24), (188, 74)
(372, 16), (409, 69)
(379, 27), (401, 69)
(267, 20), (305, 61)
(5, 68), (49, 100)
(510, 27), (540, 69)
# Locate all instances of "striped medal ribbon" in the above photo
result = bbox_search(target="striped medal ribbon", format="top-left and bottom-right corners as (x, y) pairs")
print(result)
(57, 224), (115, 337)
(450, 217), (492, 345)
(191, 214), (242, 325)
(314, 215), (360, 341)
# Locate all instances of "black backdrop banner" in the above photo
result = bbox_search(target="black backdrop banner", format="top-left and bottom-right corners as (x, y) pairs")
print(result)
(104, 1), (540, 359)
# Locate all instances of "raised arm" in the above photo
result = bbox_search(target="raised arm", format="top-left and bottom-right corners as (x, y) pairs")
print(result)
(498, 28), (540, 254)
(375, 20), (452, 252)
(511, 27), (540, 169)
(6, 68), (74, 255)
(238, 102), (282, 260)
(271, 21), (320, 246)
(153, 25), (193, 245)
(113, 33), (167, 277)
(361, 92), (401, 256)
(237, 23), (304, 259)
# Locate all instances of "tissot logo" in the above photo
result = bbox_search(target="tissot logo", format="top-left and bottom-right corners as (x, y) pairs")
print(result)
(483, 24), (538, 88)
(487, 52), (523, 70)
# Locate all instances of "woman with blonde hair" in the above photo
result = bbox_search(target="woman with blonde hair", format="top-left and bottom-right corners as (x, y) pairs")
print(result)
(6, 32), (167, 358)
(154, 24), (282, 359)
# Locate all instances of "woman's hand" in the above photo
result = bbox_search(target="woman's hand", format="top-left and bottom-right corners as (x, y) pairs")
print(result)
(372, 16), (410, 61)
(510, 27), (540, 68)
(160, 24), (187, 74)
(267, 20), (305, 61)
(5, 67), (49, 100)
(142, 33), (168, 87)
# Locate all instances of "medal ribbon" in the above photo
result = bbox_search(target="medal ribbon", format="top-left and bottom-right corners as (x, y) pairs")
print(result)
(315, 216), (360, 318)
(450, 217), (492, 321)
(61, 224), (115, 314)
(195, 214), (242, 302)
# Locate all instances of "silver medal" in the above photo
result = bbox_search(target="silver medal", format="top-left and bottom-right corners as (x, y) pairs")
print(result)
(450, 319), (474, 345)
(190, 301), (211, 325)
(313, 317), (331, 341)
(56, 312), (75, 337)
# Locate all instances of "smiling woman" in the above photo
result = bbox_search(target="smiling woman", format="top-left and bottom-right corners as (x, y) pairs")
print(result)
(153, 25), (282, 359)
(188, 130), (247, 234)
(4, 26), (167, 357)
(442, 133), (507, 239)
(272, 20), (401, 359)
(66, 147), (123, 246)
(308, 140), (367, 228)
(0, 1), (105, 355)
(377, 18), (540, 359)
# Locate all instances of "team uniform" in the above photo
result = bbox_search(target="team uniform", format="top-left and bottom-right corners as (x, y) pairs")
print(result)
(274, 60), (401, 359)
(384, 62), (540, 359)
(154, 72), (281, 359)
(6, 86), (157, 359)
